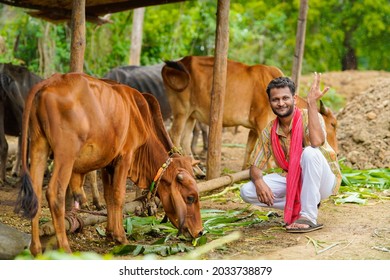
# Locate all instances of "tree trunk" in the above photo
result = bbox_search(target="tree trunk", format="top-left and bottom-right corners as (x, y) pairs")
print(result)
(129, 8), (145, 66)
(38, 23), (55, 77)
(66, 0), (86, 210)
(291, 0), (308, 93)
(69, 0), (86, 73)
(207, 0), (230, 180)
(342, 31), (358, 70)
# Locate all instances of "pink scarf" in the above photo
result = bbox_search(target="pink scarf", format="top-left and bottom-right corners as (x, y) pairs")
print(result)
(271, 108), (303, 225)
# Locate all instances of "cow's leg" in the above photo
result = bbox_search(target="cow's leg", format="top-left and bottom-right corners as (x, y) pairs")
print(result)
(191, 121), (201, 155)
(69, 172), (87, 209)
(102, 160), (129, 245)
(28, 136), (50, 256)
(169, 113), (188, 153)
(181, 116), (197, 156)
(0, 134), (7, 184)
(200, 123), (209, 153)
(11, 136), (22, 177)
(45, 156), (74, 253)
(86, 170), (104, 210)
(243, 129), (259, 170)
(0, 104), (7, 184)
(182, 117), (206, 177)
(191, 121), (209, 155)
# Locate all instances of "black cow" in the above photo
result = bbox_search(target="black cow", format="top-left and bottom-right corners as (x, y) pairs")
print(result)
(0, 63), (42, 184)
(103, 64), (171, 121)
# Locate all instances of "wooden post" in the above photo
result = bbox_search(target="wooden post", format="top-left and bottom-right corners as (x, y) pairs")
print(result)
(66, 0), (86, 211)
(129, 7), (145, 66)
(291, 0), (308, 93)
(207, 0), (230, 180)
(69, 0), (86, 72)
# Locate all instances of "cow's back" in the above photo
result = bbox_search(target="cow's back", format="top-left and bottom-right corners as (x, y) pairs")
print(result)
(103, 64), (171, 120)
(166, 56), (283, 129)
(29, 73), (148, 173)
(0, 63), (42, 135)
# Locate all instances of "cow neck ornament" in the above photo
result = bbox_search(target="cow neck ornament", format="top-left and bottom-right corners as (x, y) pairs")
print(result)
(148, 156), (172, 196)
(146, 156), (173, 216)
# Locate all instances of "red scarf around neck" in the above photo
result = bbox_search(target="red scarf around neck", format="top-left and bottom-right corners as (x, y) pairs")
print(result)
(271, 108), (303, 224)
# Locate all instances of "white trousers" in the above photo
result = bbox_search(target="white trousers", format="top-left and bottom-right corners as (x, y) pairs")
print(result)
(240, 146), (336, 224)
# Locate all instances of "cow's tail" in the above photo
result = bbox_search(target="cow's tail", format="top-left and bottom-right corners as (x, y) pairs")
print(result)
(14, 74), (57, 219)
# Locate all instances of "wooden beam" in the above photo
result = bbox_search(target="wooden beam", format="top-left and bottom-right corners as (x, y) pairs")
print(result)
(206, 0), (230, 180)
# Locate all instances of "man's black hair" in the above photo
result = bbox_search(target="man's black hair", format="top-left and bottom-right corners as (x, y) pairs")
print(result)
(266, 76), (296, 98)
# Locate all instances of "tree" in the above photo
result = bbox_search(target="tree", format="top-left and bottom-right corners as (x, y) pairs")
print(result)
(1, 0), (389, 76)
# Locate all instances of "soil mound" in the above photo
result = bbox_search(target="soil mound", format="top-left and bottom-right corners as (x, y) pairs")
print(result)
(336, 78), (390, 169)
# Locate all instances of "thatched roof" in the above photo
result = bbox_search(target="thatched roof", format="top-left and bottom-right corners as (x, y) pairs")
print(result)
(0, 0), (186, 24)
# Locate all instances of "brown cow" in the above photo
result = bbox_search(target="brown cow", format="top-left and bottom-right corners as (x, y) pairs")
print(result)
(162, 56), (338, 170)
(15, 73), (203, 256)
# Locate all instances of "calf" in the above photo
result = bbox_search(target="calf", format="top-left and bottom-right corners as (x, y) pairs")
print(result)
(15, 73), (203, 255)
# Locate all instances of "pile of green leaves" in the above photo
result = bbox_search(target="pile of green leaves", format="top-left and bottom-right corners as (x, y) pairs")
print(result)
(334, 166), (390, 205)
(110, 207), (276, 257)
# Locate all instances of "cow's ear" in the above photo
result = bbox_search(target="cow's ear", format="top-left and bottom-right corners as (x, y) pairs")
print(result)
(191, 159), (201, 166)
(162, 63), (189, 91)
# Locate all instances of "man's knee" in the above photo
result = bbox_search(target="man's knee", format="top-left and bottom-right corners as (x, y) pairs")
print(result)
(301, 146), (322, 163)
(240, 182), (253, 202)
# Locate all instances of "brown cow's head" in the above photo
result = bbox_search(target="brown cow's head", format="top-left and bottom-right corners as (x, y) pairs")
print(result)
(156, 155), (203, 239)
(319, 100), (339, 154)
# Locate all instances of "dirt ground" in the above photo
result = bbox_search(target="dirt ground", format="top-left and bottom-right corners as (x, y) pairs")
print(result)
(1, 70), (389, 260)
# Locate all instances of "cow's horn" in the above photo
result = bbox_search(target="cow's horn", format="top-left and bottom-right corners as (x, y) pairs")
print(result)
(319, 100), (327, 114)
(177, 173), (184, 182)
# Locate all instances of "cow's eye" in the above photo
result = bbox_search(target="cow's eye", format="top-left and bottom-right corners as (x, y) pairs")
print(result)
(187, 196), (195, 204)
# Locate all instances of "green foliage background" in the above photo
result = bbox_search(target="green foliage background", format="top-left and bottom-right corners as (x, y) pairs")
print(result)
(1, 0), (389, 78)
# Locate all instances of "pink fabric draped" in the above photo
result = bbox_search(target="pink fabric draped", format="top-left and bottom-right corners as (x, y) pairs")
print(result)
(271, 108), (303, 224)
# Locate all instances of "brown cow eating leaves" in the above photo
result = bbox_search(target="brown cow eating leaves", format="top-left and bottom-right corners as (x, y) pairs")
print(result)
(15, 73), (203, 256)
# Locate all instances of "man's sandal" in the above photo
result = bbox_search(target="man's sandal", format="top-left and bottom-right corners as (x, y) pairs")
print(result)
(285, 218), (323, 233)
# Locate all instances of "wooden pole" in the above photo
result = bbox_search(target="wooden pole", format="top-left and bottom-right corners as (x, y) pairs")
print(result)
(199, 169), (249, 194)
(129, 7), (145, 65)
(69, 0), (86, 72)
(207, 0), (230, 180)
(291, 0), (308, 93)
(66, 0), (86, 211)
(39, 200), (144, 237)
